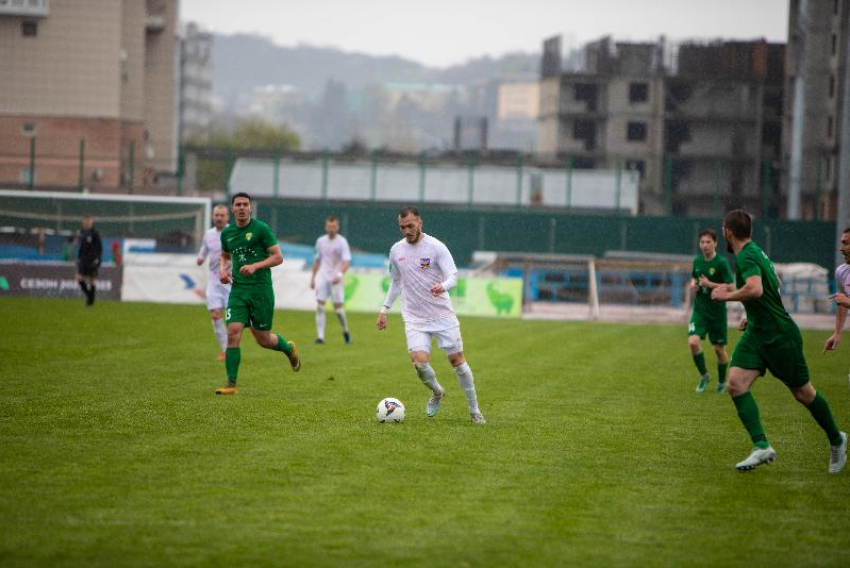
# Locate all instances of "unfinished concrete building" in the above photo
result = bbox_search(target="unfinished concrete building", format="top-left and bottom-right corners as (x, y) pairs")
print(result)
(538, 36), (785, 217)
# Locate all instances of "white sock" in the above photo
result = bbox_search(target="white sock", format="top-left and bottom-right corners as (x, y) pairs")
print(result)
(414, 362), (443, 395)
(454, 362), (479, 413)
(212, 318), (227, 352)
(335, 308), (349, 333)
(316, 305), (326, 340)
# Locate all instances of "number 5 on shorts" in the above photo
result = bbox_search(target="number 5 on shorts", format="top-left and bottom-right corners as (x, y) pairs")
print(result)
(226, 308), (232, 322)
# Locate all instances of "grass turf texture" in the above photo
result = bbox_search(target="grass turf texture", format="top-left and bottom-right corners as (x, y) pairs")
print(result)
(1, 297), (849, 567)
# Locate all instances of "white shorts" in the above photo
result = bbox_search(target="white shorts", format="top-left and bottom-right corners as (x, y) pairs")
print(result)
(316, 276), (344, 304)
(206, 280), (231, 311)
(405, 325), (464, 355)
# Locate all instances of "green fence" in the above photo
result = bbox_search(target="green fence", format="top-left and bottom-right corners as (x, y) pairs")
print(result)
(256, 200), (837, 270)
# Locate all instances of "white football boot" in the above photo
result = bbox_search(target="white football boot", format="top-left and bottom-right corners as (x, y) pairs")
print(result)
(735, 446), (777, 471)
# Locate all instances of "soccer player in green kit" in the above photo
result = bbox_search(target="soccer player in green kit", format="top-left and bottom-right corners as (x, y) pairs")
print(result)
(711, 210), (846, 473)
(215, 193), (300, 395)
(687, 229), (733, 393)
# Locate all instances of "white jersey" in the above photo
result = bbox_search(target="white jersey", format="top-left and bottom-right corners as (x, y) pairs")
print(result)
(198, 226), (227, 277)
(836, 263), (850, 295)
(315, 234), (352, 280)
(387, 233), (458, 327)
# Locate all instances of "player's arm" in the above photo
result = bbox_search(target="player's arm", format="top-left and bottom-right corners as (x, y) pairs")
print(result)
(333, 239), (352, 284)
(824, 303), (847, 353)
(430, 242), (458, 295)
(310, 257), (320, 289)
(220, 250), (232, 284)
(241, 244), (283, 276)
(712, 275), (762, 302)
(93, 231), (103, 265)
(377, 257), (401, 330)
(197, 239), (209, 266)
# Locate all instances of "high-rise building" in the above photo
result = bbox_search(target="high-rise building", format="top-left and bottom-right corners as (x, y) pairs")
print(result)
(783, 0), (849, 220)
(180, 22), (213, 140)
(0, 0), (178, 190)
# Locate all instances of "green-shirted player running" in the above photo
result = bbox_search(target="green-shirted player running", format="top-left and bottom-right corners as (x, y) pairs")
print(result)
(687, 228), (733, 393)
(711, 209), (846, 473)
(215, 192), (300, 395)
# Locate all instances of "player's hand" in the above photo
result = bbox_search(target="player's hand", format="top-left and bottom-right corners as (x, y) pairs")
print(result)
(699, 275), (711, 288)
(430, 283), (445, 296)
(376, 312), (387, 330)
(332, 273), (342, 285)
(240, 263), (257, 276)
(220, 270), (232, 284)
(738, 318), (748, 331)
(711, 287), (728, 301)
(310, 278), (316, 290)
(197, 258), (204, 266)
(830, 292), (850, 309)
(824, 333), (841, 353)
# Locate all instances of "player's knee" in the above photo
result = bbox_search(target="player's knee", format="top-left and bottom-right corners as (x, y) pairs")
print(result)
(790, 384), (815, 405)
(448, 352), (465, 367)
(687, 336), (700, 350)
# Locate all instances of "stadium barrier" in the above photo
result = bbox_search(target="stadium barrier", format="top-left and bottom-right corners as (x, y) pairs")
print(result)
(118, 253), (524, 318)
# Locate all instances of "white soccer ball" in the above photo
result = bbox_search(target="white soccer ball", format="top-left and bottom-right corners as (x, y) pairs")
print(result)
(376, 397), (405, 423)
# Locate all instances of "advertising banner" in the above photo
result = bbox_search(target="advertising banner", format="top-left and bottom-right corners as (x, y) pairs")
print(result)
(0, 262), (122, 300)
(340, 272), (523, 318)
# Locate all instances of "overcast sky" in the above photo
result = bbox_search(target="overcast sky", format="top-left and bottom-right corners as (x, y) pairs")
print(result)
(181, 0), (789, 67)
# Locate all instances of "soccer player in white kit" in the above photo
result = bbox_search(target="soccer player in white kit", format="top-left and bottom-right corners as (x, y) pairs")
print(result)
(196, 204), (232, 360)
(824, 226), (850, 353)
(376, 206), (485, 424)
(310, 215), (352, 344)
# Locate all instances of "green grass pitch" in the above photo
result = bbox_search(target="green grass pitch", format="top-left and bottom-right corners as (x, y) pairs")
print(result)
(1, 297), (849, 566)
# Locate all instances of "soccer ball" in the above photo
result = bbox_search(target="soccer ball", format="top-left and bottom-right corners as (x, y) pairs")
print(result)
(376, 397), (405, 423)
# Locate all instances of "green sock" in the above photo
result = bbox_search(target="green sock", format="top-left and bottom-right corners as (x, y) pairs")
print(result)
(731, 392), (769, 448)
(274, 333), (292, 355)
(806, 392), (843, 446)
(225, 347), (241, 382)
(692, 352), (708, 375)
(717, 362), (728, 384)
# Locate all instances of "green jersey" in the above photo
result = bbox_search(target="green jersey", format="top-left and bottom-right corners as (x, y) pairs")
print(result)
(692, 253), (733, 320)
(220, 218), (277, 289)
(735, 241), (795, 336)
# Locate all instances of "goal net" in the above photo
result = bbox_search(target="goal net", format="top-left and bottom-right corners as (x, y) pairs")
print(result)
(0, 190), (211, 252)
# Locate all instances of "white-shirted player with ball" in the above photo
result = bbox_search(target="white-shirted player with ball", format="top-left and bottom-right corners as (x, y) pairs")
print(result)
(376, 206), (485, 424)
(311, 215), (352, 345)
(196, 204), (232, 360)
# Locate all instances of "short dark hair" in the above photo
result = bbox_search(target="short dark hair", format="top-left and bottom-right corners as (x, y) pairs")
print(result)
(698, 228), (718, 242)
(843, 226), (850, 235)
(326, 215), (339, 223)
(231, 192), (251, 205)
(723, 209), (752, 240)
(398, 205), (420, 218)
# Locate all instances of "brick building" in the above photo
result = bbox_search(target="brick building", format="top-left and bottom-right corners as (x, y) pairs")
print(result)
(0, 0), (178, 190)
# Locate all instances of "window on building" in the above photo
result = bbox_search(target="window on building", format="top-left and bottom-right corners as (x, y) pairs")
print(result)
(573, 83), (598, 112)
(629, 83), (649, 104)
(22, 20), (37, 36)
(625, 159), (646, 180)
(830, 75), (836, 98)
(627, 121), (647, 142)
(573, 119), (597, 150)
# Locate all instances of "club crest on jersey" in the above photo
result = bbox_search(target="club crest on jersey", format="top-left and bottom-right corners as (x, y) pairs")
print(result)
(709, 268), (715, 275)
(420, 258), (431, 269)
(245, 233), (253, 241)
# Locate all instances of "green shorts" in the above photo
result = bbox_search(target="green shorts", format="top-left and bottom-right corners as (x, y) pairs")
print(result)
(226, 287), (275, 331)
(730, 327), (810, 388)
(688, 312), (728, 345)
